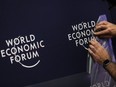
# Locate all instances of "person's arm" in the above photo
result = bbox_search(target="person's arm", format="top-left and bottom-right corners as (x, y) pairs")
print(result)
(104, 61), (116, 81)
(88, 39), (116, 81)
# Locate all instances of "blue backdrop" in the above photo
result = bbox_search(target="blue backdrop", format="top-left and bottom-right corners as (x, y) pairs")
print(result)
(0, 0), (111, 87)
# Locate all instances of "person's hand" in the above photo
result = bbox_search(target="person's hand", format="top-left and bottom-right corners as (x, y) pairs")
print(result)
(88, 39), (110, 65)
(94, 21), (116, 38)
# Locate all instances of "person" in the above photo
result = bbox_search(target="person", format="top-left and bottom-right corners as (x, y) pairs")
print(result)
(88, 21), (116, 81)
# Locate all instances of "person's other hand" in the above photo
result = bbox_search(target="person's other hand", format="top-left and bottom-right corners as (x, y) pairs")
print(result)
(88, 39), (110, 65)
(94, 21), (116, 38)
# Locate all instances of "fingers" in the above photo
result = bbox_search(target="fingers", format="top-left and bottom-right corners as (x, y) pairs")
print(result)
(88, 39), (101, 54)
(94, 29), (110, 36)
(88, 40), (101, 62)
(94, 21), (110, 36)
(94, 25), (107, 32)
(89, 45), (96, 53)
(88, 40), (99, 56)
(98, 35), (112, 38)
(89, 39), (100, 49)
(88, 48), (98, 61)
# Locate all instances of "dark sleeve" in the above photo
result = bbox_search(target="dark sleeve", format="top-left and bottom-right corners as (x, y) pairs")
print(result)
(112, 38), (116, 58)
